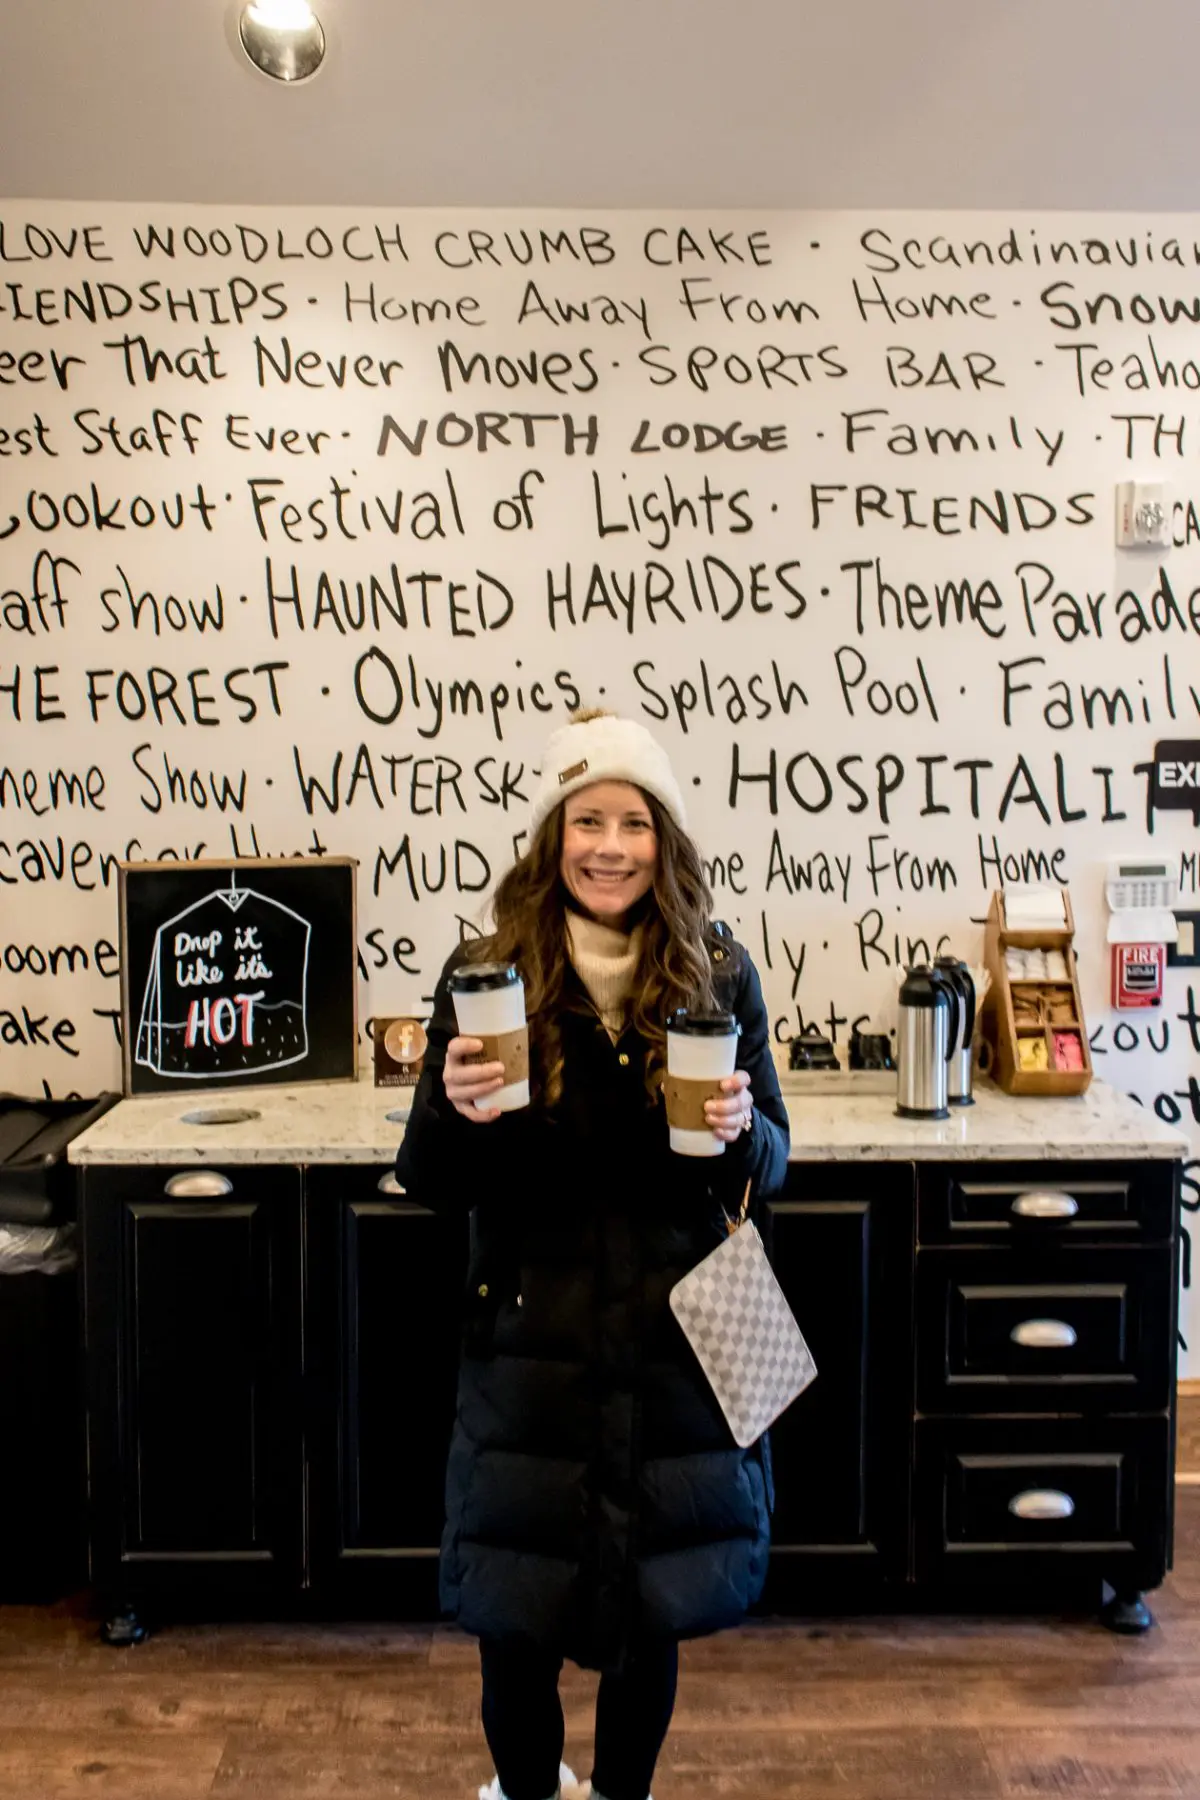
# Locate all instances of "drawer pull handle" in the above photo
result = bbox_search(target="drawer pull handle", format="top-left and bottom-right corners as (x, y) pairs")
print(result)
(164, 1171), (232, 1198)
(1011, 1191), (1079, 1220)
(1009, 1488), (1075, 1521)
(377, 1172), (405, 1196)
(1010, 1318), (1078, 1349)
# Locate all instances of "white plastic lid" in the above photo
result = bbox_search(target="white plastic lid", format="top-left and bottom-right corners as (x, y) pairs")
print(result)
(1105, 910), (1178, 945)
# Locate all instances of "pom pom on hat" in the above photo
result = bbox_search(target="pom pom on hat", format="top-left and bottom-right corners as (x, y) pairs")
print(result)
(529, 711), (687, 839)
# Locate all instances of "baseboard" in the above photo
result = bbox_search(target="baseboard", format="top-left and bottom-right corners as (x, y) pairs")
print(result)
(1180, 1380), (1200, 1398)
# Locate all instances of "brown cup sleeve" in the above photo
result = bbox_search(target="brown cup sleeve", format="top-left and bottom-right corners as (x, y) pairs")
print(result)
(463, 1027), (528, 1082)
(664, 1073), (721, 1130)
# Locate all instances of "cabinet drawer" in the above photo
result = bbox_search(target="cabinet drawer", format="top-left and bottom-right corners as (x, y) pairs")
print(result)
(917, 1248), (1173, 1413)
(308, 1162), (418, 1204)
(82, 1161), (271, 1204)
(915, 1418), (1171, 1588)
(918, 1161), (1176, 1246)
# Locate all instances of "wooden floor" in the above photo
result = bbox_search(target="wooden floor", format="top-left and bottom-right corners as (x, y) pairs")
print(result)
(4, 1401), (1200, 1800)
(1178, 1388), (1200, 1483)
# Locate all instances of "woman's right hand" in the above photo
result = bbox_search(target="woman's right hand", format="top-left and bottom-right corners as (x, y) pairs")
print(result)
(444, 1036), (505, 1123)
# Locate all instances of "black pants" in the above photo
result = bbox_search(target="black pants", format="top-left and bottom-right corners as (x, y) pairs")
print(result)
(479, 1636), (679, 1800)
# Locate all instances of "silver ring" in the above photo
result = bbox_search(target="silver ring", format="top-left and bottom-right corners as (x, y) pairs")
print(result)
(741, 1109), (753, 1133)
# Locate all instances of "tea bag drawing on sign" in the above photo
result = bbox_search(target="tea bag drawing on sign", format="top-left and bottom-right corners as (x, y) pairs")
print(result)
(134, 871), (312, 1079)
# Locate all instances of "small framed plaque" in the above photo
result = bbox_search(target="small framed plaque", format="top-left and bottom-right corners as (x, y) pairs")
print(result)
(374, 1016), (428, 1088)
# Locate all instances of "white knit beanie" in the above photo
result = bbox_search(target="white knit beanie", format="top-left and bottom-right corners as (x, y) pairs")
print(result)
(529, 713), (687, 839)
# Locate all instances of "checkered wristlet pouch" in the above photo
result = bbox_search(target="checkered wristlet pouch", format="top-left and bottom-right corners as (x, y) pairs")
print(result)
(669, 1181), (817, 1448)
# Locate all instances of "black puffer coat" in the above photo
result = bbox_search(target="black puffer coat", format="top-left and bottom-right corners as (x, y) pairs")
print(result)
(395, 930), (790, 1671)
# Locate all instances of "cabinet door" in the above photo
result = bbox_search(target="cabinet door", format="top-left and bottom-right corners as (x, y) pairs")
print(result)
(761, 1163), (915, 1603)
(81, 1165), (303, 1606)
(305, 1168), (466, 1612)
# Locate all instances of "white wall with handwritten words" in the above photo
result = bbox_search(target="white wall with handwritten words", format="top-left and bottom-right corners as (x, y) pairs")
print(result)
(1, 203), (1198, 1362)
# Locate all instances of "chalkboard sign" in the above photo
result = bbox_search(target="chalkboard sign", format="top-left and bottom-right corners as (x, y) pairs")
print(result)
(118, 858), (358, 1096)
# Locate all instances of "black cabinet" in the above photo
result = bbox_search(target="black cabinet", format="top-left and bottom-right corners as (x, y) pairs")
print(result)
(304, 1166), (465, 1611)
(763, 1164), (913, 1606)
(0, 1269), (86, 1602)
(82, 1160), (466, 1627)
(913, 1158), (1180, 1624)
(81, 1164), (304, 1616)
(80, 1150), (1180, 1633)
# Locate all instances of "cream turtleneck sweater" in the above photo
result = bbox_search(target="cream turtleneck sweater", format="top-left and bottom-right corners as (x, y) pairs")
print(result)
(565, 910), (642, 1042)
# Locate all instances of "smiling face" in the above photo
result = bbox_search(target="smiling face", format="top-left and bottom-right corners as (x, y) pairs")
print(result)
(559, 780), (659, 927)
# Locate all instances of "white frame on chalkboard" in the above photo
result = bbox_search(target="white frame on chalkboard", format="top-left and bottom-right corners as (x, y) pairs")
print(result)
(117, 856), (359, 1096)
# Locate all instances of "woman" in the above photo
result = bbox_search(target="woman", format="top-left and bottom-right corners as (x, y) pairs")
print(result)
(396, 710), (790, 1800)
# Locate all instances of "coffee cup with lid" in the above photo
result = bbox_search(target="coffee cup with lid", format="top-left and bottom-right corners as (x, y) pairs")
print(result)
(447, 963), (529, 1112)
(664, 1009), (741, 1156)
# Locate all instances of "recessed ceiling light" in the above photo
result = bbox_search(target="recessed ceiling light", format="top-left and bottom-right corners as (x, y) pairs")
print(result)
(239, 0), (326, 83)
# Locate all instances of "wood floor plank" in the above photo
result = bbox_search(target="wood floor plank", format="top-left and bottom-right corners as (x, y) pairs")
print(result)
(0, 1730), (226, 1799)
(210, 1733), (486, 1796)
(665, 1670), (1200, 1733)
(658, 1728), (1002, 1796)
(0, 1673), (407, 1735)
(681, 1610), (1200, 1663)
(101, 1618), (436, 1666)
(982, 1727), (1200, 1796)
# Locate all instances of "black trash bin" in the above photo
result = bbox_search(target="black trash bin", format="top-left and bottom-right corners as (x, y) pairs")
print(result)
(0, 1094), (117, 1603)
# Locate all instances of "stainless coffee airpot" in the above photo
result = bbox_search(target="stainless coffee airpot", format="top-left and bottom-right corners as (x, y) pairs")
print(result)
(933, 956), (977, 1107)
(895, 964), (961, 1120)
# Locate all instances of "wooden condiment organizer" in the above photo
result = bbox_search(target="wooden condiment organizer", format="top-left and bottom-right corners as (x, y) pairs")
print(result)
(982, 889), (1092, 1095)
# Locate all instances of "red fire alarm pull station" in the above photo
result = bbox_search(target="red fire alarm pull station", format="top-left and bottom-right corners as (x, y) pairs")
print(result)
(1110, 940), (1167, 1008)
(1105, 858), (1178, 1010)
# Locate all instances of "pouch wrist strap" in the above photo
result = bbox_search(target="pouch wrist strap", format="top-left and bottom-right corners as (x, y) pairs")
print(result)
(723, 1178), (753, 1237)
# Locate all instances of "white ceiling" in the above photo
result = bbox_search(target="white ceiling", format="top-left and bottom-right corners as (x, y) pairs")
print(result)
(2, 0), (1198, 210)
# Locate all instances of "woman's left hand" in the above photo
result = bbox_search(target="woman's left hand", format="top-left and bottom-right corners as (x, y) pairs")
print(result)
(705, 1069), (754, 1144)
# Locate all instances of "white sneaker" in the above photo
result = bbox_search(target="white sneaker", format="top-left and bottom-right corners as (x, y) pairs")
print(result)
(477, 1763), (579, 1800)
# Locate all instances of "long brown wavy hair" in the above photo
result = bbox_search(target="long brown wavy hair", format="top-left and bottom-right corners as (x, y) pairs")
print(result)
(463, 721), (716, 1105)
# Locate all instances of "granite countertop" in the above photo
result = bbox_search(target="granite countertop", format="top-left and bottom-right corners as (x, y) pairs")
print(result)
(67, 1070), (1188, 1167)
